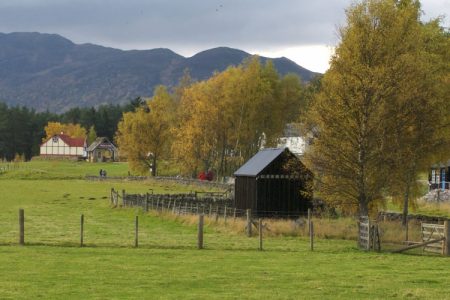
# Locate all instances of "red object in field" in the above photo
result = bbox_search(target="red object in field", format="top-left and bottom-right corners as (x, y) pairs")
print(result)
(198, 171), (207, 181)
(206, 170), (214, 181)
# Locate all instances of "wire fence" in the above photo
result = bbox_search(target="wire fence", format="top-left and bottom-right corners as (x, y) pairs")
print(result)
(111, 188), (245, 218)
(112, 189), (313, 219)
(0, 163), (21, 174)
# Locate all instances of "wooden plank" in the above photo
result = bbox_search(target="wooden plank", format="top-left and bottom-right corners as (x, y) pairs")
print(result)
(424, 247), (444, 254)
(80, 214), (84, 247)
(422, 223), (444, 229)
(259, 218), (263, 251)
(392, 237), (445, 253)
(19, 209), (24, 246)
(135, 216), (138, 248)
(246, 209), (252, 237)
(198, 214), (204, 249)
(445, 221), (450, 256)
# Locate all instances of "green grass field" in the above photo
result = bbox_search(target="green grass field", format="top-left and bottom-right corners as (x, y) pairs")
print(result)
(1, 161), (450, 299)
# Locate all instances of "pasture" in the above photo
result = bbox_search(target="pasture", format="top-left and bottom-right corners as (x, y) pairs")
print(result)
(1, 161), (450, 299)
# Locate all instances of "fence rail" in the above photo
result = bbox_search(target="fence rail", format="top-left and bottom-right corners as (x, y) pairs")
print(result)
(111, 188), (244, 218)
(87, 175), (233, 190)
(0, 163), (20, 174)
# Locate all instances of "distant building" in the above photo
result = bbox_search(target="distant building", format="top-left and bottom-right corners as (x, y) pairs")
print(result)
(86, 137), (118, 162)
(40, 133), (86, 158)
(277, 123), (311, 156)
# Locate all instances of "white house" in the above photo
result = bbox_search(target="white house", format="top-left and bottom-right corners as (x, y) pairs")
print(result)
(40, 133), (86, 158)
(277, 123), (310, 156)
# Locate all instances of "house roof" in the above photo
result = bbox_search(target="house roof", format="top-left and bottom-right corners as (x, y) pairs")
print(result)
(86, 137), (117, 152)
(283, 123), (302, 137)
(41, 134), (85, 147)
(59, 134), (85, 147)
(234, 148), (286, 177)
(431, 159), (450, 168)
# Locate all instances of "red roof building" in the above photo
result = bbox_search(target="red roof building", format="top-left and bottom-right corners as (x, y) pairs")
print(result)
(40, 134), (86, 158)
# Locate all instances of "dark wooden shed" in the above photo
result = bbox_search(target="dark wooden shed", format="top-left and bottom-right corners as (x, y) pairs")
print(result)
(233, 147), (313, 217)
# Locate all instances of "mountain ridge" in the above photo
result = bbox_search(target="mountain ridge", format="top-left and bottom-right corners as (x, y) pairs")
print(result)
(0, 32), (319, 112)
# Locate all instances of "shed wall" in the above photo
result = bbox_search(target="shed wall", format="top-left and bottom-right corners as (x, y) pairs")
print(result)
(234, 176), (257, 211)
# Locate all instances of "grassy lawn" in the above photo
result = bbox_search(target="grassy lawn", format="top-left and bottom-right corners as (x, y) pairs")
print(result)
(1, 162), (450, 299)
(0, 160), (130, 179)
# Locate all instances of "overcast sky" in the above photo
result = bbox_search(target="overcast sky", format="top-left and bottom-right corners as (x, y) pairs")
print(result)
(0, 0), (448, 72)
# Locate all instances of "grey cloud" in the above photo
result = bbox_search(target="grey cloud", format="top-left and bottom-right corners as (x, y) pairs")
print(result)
(0, 0), (447, 53)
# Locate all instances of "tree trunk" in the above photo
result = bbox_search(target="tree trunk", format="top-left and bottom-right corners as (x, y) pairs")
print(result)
(359, 198), (369, 217)
(402, 185), (410, 227)
(151, 155), (157, 177)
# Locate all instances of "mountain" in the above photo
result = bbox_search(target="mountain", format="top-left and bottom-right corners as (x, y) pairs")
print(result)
(0, 32), (319, 112)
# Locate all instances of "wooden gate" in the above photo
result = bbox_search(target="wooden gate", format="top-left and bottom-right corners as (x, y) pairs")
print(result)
(421, 223), (445, 254)
(358, 216), (380, 251)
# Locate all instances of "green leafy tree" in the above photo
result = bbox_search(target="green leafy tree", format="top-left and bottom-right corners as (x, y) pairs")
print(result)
(116, 86), (176, 176)
(87, 125), (98, 145)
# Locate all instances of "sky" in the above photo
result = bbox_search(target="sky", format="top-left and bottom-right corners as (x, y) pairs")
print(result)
(0, 0), (448, 73)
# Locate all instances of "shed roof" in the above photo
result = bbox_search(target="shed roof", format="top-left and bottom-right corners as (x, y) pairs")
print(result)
(86, 137), (117, 152)
(234, 148), (286, 177)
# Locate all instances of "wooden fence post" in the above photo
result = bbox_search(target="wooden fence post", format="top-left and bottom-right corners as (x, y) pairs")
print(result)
(135, 216), (139, 248)
(246, 209), (252, 237)
(110, 188), (114, 205)
(310, 221), (314, 251)
(224, 206), (227, 224)
(445, 221), (450, 256)
(405, 217), (409, 242)
(198, 214), (204, 249)
(122, 189), (126, 206)
(215, 205), (219, 222)
(307, 208), (311, 233)
(19, 209), (24, 246)
(233, 207), (237, 221)
(145, 193), (149, 212)
(80, 214), (84, 247)
(259, 218), (263, 251)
